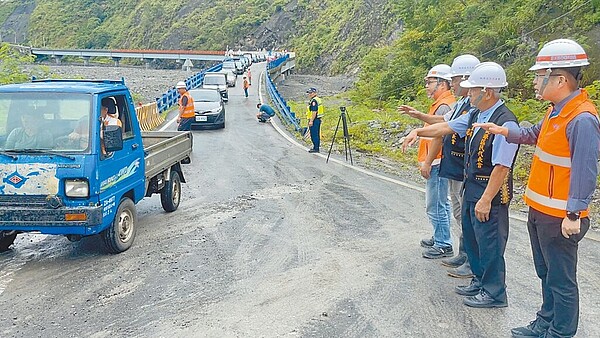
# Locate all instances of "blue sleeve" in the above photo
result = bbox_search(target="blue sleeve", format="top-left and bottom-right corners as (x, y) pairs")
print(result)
(565, 113), (600, 212)
(309, 99), (319, 112)
(506, 119), (542, 145)
(492, 121), (519, 167)
(447, 111), (472, 137)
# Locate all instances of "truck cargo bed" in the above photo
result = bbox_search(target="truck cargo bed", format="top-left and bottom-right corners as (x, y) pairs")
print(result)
(142, 131), (192, 180)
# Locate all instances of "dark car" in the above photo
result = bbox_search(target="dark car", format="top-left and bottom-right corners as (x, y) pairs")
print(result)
(188, 88), (225, 129)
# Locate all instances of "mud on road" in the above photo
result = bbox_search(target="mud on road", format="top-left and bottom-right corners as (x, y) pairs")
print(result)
(1, 64), (599, 338)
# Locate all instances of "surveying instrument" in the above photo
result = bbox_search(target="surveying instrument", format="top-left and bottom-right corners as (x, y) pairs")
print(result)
(326, 106), (353, 165)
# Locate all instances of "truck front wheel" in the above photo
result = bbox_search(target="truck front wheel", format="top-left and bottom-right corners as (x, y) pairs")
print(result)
(160, 170), (181, 212)
(0, 231), (17, 252)
(102, 198), (136, 253)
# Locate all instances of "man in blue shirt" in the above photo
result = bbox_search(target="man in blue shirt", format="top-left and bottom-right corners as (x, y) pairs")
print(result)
(256, 103), (276, 123)
(403, 62), (519, 309)
(475, 39), (599, 338)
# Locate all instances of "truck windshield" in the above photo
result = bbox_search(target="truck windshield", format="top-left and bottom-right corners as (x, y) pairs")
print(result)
(0, 92), (92, 153)
(203, 75), (226, 85)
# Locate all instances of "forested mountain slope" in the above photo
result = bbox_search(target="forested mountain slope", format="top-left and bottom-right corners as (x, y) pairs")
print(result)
(0, 0), (599, 99)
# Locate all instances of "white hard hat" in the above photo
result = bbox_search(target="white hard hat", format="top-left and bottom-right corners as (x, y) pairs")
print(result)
(176, 81), (187, 89)
(425, 64), (452, 81)
(450, 54), (480, 77)
(460, 62), (508, 88)
(529, 39), (589, 71)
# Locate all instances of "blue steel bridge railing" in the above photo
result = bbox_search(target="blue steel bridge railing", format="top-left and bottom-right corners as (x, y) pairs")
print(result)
(155, 63), (222, 114)
(265, 55), (301, 131)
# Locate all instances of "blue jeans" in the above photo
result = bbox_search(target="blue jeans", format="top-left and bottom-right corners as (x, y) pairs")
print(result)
(425, 164), (452, 247)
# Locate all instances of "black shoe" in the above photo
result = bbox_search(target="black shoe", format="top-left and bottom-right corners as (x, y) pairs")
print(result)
(463, 290), (508, 308)
(511, 318), (550, 337)
(420, 237), (434, 248)
(308, 149), (320, 153)
(441, 253), (466, 268)
(455, 278), (481, 296)
(422, 245), (454, 259)
(447, 261), (474, 279)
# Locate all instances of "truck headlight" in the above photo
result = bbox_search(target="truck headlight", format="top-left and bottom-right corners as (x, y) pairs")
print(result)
(65, 179), (89, 198)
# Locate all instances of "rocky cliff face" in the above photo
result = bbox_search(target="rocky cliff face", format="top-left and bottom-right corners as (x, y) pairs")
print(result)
(0, 1), (35, 44)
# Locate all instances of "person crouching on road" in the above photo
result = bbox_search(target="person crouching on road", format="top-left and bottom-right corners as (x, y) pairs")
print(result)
(306, 87), (323, 153)
(176, 81), (195, 131)
(256, 103), (275, 122)
(475, 39), (600, 338)
(403, 62), (519, 309)
(399, 64), (455, 259)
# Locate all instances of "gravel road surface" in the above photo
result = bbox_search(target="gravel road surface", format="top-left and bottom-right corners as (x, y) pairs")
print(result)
(1, 63), (599, 338)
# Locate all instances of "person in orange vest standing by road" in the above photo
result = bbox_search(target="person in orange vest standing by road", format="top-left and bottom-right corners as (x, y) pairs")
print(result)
(399, 56), (480, 276)
(399, 64), (456, 259)
(403, 62), (520, 309)
(243, 75), (250, 98)
(475, 39), (600, 338)
(176, 81), (195, 131)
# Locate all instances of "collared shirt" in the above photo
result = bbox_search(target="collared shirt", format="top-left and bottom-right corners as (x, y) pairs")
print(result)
(448, 99), (519, 167)
(506, 89), (600, 212)
(443, 96), (468, 122)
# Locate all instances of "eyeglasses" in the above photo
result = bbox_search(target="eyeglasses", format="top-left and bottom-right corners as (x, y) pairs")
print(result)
(533, 73), (563, 80)
(424, 79), (439, 86)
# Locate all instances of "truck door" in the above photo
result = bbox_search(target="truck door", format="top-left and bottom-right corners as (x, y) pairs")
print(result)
(97, 94), (143, 220)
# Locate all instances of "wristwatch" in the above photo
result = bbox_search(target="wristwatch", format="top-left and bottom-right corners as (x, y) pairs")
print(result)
(566, 211), (580, 221)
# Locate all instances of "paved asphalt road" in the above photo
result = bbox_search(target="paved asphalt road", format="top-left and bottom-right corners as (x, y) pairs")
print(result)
(1, 64), (599, 338)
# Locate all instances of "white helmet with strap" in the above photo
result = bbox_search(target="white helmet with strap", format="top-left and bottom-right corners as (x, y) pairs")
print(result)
(176, 81), (187, 89)
(425, 64), (452, 81)
(450, 54), (480, 78)
(529, 39), (589, 71)
(460, 62), (507, 89)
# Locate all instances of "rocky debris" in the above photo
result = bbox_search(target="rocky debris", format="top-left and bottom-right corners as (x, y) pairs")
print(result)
(26, 64), (197, 104)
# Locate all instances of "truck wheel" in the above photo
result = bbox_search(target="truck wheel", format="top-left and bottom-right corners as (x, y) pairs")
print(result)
(0, 231), (17, 252)
(160, 170), (181, 212)
(102, 198), (136, 253)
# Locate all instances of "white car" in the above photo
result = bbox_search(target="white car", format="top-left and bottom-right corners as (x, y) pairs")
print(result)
(202, 73), (228, 102)
(218, 69), (237, 87)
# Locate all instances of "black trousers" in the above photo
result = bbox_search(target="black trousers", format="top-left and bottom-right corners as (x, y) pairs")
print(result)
(462, 200), (509, 302)
(527, 208), (589, 338)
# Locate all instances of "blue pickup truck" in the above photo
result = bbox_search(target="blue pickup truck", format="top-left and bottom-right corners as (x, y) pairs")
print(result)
(0, 79), (193, 253)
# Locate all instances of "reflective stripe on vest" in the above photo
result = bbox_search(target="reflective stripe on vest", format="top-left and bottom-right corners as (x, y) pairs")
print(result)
(179, 91), (195, 118)
(533, 147), (571, 168)
(523, 89), (598, 218)
(307, 96), (324, 119)
(417, 90), (456, 165)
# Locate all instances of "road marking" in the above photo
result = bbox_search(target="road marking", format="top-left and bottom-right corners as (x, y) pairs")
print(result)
(160, 112), (178, 131)
(259, 69), (600, 241)
(259, 70), (424, 193)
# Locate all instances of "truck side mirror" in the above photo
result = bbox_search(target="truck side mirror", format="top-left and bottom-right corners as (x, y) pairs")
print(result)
(104, 125), (123, 152)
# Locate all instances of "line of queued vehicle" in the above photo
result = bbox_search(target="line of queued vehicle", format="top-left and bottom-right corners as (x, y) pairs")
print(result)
(190, 54), (260, 130)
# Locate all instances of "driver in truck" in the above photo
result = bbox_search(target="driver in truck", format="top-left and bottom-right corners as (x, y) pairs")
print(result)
(4, 110), (54, 150)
